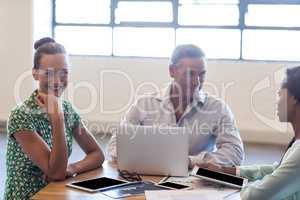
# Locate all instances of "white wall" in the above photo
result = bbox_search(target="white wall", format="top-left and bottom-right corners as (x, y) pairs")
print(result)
(68, 57), (296, 144)
(0, 0), (35, 121)
(0, 0), (297, 144)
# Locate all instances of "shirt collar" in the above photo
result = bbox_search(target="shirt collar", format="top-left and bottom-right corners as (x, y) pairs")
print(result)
(195, 89), (207, 105)
(23, 90), (48, 117)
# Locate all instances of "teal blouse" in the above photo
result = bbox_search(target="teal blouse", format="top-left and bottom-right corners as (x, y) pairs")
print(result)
(239, 140), (300, 200)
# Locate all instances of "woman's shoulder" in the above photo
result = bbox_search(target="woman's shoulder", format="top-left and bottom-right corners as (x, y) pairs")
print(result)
(282, 140), (300, 165)
(291, 140), (300, 151)
(8, 90), (40, 119)
(7, 103), (37, 135)
(9, 103), (32, 120)
(62, 100), (77, 114)
(62, 100), (81, 127)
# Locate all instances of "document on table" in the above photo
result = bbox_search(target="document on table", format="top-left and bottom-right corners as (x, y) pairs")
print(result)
(145, 188), (238, 200)
(101, 181), (171, 199)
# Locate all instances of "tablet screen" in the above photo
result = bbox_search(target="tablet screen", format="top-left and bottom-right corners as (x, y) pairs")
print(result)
(71, 177), (127, 190)
(195, 168), (244, 186)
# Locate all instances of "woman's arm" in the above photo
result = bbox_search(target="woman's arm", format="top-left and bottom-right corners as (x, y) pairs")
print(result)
(237, 164), (277, 181)
(197, 159), (298, 200)
(15, 93), (68, 181)
(197, 163), (276, 182)
(66, 123), (104, 177)
(239, 145), (300, 200)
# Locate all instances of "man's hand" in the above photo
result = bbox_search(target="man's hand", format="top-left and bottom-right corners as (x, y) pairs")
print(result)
(196, 163), (223, 171)
(196, 163), (237, 175)
(66, 164), (78, 177)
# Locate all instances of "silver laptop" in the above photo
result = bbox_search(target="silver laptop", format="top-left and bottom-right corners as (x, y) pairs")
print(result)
(116, 125), (189, 177)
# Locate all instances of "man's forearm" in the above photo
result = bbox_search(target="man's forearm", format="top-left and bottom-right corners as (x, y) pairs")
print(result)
(222, 166), (237, 175)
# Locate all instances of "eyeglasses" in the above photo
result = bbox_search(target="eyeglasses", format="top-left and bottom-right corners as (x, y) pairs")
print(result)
(118, 169), (142, 182)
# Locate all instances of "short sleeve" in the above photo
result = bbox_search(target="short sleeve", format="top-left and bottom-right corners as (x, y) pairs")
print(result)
(63, 101), (82, 129)
(7, 107), (36, 137)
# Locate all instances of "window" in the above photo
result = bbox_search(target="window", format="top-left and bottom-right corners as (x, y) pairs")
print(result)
(178, 0), (239, 26)
(55, 26), (112, 55)
(243, 30), (300, 61)
(115, 1), (173, 23)
(56, 0), (110, 24)
(176, 28), (241, 59)
(245, 4), (300, 27)
(113, 28), (175, 57)
(53, 0), (300, 61)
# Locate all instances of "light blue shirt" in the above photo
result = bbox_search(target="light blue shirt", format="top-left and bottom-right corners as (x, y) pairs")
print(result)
(108, 83), (244, 166)
(239, 139), (300, 200)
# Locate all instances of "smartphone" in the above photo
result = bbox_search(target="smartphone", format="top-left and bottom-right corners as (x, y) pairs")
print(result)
(156, 181), (192, 190)
(191, 167), (248, 189)
(66, 177), (130, 193)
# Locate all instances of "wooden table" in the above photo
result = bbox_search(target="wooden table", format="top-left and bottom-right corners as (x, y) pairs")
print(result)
(31, 161), (240, 200)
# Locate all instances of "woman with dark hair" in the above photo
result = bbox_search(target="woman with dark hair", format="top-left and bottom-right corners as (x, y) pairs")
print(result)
(198, 66), (300, 200)
(4, 37), (105, 200)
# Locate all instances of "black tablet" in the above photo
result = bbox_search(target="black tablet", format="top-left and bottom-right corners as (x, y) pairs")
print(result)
(66, 177), (129, 192)
(191, 167), (248, 188)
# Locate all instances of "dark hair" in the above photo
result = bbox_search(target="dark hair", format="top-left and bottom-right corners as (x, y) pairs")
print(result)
(282, 66), (300, 102)
(170, 44), (205, 66)
(33, 37), (66, 69)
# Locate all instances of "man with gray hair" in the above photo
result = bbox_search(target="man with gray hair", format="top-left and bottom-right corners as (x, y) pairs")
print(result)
(108, 44), (244, 167)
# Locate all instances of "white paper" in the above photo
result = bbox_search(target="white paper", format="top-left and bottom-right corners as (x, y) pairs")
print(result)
(160, 176), (199, 187)
(145, 189), (237, 200)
